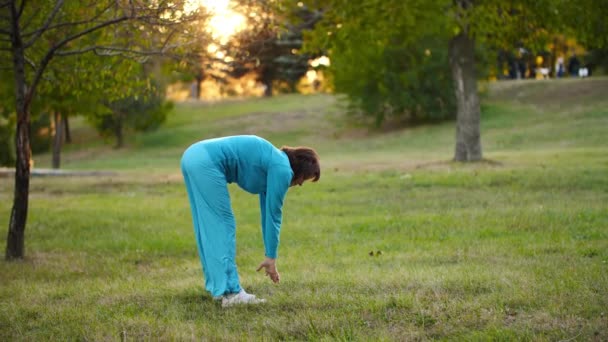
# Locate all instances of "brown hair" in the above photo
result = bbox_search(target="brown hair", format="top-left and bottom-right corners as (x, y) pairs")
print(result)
(281, 146), (320, 182)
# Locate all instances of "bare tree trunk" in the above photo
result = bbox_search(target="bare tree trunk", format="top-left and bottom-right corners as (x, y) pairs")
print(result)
(115, 112), (124, 148)
(6, 3), (30, 260)
(449, 31), (482, 162)
(63, 114), (71, 144)
(52, 111), (63, 169)
(195, 72), (204, 99)
(261, 67), (274, 97)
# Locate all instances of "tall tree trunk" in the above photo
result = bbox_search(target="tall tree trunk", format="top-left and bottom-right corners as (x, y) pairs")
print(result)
(261, 68), (273, 97)
(52, 111), (63, 169)
(63, 114), (71, 144)
(449, 32), (482, 162)
(6, 2), (30, 260)
(114, 113), (124, 148)
(195, 72), (204, 99)
(263, 80), (273, 97)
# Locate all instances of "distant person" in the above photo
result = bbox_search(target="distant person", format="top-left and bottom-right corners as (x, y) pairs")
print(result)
(508, 61), (518, 79)
(180, 135), (320, 307)
(528, 64), (536, 79)
(568, 54), (580, 77)
(517, 60), (526, 79)
(555, 56), (565, 78)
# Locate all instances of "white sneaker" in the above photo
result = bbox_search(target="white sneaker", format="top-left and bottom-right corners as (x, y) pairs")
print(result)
(221, 289), (266, 307)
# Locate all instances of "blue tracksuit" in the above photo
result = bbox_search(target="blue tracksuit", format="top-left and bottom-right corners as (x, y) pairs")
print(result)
(180, 135), (293, 297)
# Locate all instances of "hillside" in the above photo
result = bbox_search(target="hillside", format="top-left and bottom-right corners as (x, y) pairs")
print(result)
(29, 77), (608, 174)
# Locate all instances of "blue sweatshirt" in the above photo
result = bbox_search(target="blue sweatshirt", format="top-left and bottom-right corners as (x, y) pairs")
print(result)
(200, 135), (293, 258)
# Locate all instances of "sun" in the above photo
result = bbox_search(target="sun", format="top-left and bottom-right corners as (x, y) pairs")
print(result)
(186, 0), (246, 45)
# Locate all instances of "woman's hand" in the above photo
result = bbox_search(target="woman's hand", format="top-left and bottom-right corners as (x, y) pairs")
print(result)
(256, 257), (280, 283)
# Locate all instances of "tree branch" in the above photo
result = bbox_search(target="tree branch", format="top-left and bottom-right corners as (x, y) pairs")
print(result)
(23, 0), (64, 48)
(54, 22), (197, 58)
(55, 45), (132, 56)
(160, 29), (176, 52)
(17, 0), (25, 19)
(22, 1), (115, 40)
(25, 0), (200, 104)
(26, 14), (131, 105)
(23, 54), (35, 69)
(55, 44), (180, 60)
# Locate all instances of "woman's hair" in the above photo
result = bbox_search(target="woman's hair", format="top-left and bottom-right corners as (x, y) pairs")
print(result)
(281, 146), (320, 182)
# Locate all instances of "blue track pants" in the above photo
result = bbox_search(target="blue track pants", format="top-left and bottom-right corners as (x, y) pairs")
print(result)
(181, 143), (242, 297)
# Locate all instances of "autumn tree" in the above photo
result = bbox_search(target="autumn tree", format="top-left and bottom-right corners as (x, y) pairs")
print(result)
(222, 0), (321, 96)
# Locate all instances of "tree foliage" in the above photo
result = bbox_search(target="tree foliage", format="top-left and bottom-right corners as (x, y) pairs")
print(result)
(562, 0), (608, 74)
(564, 0), (608, 49)
(91, 65), (174, 148)
(302, 0), (454, 125)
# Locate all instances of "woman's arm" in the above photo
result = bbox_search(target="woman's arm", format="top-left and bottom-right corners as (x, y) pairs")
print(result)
(260, 165), (292, 259)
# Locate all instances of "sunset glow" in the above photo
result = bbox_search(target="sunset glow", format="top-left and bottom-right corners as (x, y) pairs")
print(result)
(188, 0), (246, 45)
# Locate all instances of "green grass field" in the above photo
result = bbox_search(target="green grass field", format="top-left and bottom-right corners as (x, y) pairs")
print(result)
(1, 78), (607, 340)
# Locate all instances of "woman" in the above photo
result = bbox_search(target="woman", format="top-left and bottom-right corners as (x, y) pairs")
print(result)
(180, 135), (320, 307)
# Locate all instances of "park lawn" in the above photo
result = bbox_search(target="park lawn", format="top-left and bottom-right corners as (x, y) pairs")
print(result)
(1, 79), (607, 340)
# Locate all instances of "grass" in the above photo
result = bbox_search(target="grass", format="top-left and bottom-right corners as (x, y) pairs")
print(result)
(1, 78), (608, 340)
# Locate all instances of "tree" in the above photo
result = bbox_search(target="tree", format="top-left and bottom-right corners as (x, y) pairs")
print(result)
(0, 0), (200, 260)
(446, 0), (573, 160)
(302, 0), (454, 126)
(91, 62), (173, 148)
(223, 0), (321, 96)
(449, 1), (483, 161)
(32, 56), (103, 169)
(163, 9), (214, 100)
(303, 0), (568, 161)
